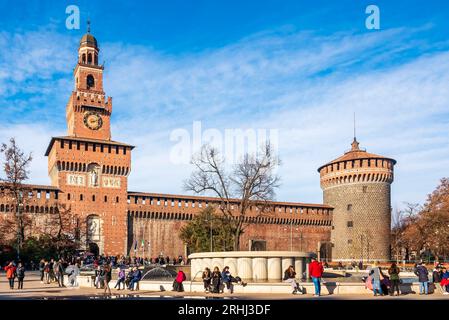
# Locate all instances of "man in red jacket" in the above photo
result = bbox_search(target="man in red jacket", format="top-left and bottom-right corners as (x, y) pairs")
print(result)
(4, 261), (17, 290)
(309, 257), (324, 296)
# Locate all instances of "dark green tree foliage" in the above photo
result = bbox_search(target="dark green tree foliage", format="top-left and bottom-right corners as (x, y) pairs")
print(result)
(180, 206), (235, 253)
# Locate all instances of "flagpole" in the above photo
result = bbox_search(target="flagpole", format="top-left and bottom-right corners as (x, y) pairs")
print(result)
(142, 226), (145, 259)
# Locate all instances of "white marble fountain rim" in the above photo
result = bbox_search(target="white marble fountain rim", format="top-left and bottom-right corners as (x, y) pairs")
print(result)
(188, 251), (314, 259)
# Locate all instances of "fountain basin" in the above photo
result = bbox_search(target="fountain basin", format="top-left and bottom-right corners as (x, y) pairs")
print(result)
(189, 251), (314, 281)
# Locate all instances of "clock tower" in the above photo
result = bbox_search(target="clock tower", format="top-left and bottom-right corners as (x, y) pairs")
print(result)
(45, 27), (133, 256)
(66, 26), (111, 141)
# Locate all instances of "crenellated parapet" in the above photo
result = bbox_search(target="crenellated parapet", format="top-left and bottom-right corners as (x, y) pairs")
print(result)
(318, 138), (395, 189)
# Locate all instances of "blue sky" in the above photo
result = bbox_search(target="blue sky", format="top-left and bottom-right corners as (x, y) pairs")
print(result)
(0, 0), (449, 210)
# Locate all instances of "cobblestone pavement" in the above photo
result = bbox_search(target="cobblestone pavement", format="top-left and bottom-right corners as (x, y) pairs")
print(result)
(0, 272), (448, 300)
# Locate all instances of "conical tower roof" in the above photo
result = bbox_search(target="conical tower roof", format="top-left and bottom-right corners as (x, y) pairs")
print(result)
(317, 138), (396, 172)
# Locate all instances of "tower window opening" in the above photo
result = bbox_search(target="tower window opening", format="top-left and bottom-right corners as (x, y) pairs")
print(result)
(87, 53), (92, 64)
(94, 54), (98, 65)
(80, 194), (83, 201)
(67, 193), (71, 200)
(92, 195), (96, 202)
(347, 221), (353, 227)
(363, 186), (367, 193)
(347, 204), (352, 211)
(87, 75), (95, 89)
(82, 53), (86, 63)
(347, 239), (353, 244)
(116, 196), (119, 203)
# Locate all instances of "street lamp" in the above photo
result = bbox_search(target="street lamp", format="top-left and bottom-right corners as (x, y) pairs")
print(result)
(204, 215), (214, 252)
(15, 192), (24, 261)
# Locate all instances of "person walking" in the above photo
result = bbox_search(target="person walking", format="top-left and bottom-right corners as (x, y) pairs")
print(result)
(309, 257), (324, 297)
(283, 265), (302, 295)
(49, 259), (56, 283)
(39, 259), (45, 284)
(202, 267), (212, 292)
(94, 265), (102, 288)
(103, 263), (112, 295)
(369, 262), (383, 296)
(114, 268), (126, 290)
(43, 260), (50, 284)
(4, 262), (17, 290)
(432, 265), (443, 294)
(16, 262), (25, 290)
(55, 259), (66, 287)
(414, 262), (429, 295)
(388, 262), (401, 296)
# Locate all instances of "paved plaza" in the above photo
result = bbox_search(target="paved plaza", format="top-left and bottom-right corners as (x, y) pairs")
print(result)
(0, 272), (447, 300)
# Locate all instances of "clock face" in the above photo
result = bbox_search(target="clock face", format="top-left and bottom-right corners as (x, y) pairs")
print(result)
(83, 112), (103, 130)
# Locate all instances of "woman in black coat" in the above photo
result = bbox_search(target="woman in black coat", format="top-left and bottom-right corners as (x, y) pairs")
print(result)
(211, 267), (222, 293)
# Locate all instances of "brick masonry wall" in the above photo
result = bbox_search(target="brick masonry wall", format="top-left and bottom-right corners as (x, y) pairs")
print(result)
(324, 182), (391, 261)
(127, 194), (332, 258)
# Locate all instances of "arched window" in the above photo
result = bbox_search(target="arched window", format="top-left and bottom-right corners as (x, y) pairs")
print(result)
(82, 53), (86, 63)
(86, 75), (95, 89)
(88, 53), (92, 64)
(94, 53), (98, 65)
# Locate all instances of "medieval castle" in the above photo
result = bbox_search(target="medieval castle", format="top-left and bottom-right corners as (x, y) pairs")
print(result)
(0, 30), (396, 262)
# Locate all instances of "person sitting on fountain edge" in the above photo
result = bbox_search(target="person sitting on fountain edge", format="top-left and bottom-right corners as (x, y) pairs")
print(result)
(283, 265), (303, 295)
(172, 270), (186, 292)
(221, 266), (247, 294)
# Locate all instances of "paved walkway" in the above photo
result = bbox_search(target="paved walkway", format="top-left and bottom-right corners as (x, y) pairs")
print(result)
(0, 272), (448, 300)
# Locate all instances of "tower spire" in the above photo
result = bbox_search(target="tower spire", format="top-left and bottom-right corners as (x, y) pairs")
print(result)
(353, 112), (356, 140)
(351, 112), (360, 151)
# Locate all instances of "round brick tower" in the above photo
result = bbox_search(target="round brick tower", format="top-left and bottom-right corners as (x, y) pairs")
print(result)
(318, 138), (396, 262)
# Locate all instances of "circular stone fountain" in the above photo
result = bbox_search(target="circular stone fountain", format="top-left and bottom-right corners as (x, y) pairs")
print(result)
(189, 251), (314, 281)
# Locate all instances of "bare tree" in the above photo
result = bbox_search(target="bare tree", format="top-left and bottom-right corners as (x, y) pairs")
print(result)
(184, 143), (280, 250)
(0, 138), (33, 255)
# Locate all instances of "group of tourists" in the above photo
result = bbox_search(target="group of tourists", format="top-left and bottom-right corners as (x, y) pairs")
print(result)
(94, 263), (143, 294)
(201, 266), (248, 294)
(365, 261), (449, 296)
(4, 261), (25, 290)
(3, 258), (80, 290)
(87, 254), (186, 267)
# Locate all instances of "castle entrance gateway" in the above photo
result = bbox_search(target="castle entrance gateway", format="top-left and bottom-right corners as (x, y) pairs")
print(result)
(87, 215), (101, 254)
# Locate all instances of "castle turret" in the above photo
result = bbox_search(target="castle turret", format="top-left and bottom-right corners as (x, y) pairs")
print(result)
(318, 138), (396, 262)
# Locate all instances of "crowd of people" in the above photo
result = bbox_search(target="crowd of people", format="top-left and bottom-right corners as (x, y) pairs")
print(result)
(3, 254), (449, 297)
(365, 261), (449, 296)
